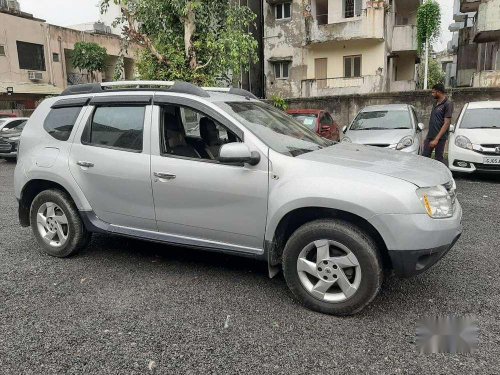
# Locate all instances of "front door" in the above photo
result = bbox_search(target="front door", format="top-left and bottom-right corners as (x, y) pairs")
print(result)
(150, 101), (269, 253)
(69, 97), (156, 230)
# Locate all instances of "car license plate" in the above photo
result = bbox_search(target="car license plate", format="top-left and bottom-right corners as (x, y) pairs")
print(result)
(483, 156), (500, 165)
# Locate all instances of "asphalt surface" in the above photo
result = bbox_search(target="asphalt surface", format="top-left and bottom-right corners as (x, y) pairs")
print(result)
(0, 158), (499, 374)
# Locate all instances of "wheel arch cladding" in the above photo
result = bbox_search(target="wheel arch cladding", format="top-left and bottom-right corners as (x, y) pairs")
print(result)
(19, 179), (75, 227)
(267, 207), (391, 270)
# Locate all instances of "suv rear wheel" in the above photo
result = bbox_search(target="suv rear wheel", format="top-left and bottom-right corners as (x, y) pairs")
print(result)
(30, 189), (91, 257)
(282, 219), (383, 315)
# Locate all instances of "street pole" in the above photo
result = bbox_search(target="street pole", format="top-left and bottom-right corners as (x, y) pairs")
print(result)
(424, 38), (429, 90)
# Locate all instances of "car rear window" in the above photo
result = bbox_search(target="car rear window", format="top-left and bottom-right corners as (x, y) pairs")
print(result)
(44, 107), (82, 141)
(291, 114), (317, 130)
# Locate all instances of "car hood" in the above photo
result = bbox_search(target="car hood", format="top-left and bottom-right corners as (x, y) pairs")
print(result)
(298, 143), (451, 187)
(456, 128), (500, 144)
(345, 129), (413, 145)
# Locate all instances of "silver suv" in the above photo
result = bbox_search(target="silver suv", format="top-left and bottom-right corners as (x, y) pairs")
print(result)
(14, 81), (462, 315)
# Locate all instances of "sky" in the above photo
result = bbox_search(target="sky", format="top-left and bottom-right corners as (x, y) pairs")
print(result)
(20, 0), (455, 51)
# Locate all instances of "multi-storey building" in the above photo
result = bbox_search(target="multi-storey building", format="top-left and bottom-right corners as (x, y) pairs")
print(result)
(449, 0), (500, 87)
(264, 0), (421, 98)
(0, 2), (138, 115)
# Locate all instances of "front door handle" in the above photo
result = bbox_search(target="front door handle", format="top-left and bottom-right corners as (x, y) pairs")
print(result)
(77, 161), (94, 168)
(154, 172), (176, 180)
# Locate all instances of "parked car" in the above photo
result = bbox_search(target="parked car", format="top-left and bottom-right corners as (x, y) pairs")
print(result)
(342, 104), (424, 154)
(287, 109), (341, 141)
(14, 81), (462, 316)
(0, 119), (27, 159)
(0, 117), (29, 132)
(449, 101), (500, 173)
(0, 112), (18, 119)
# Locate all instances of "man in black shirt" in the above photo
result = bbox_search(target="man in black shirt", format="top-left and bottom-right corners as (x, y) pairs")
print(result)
(422, 84), (454, 164)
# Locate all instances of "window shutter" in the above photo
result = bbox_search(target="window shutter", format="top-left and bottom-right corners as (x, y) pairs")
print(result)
(354, 0), (362, 17)
(353, 56), (361, 77)
(344, 58), (352, 78)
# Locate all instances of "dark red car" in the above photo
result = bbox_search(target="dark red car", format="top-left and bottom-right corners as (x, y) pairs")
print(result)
(0, 113), (17, 119)
(287, 109), (341, 141)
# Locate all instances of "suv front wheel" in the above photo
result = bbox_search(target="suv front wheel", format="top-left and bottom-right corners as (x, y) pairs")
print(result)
(283, 219), (383, 315)
(30, 189), (91, 257)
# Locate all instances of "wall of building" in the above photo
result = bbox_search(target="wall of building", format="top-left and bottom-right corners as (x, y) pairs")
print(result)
(285, 87), (500, 130)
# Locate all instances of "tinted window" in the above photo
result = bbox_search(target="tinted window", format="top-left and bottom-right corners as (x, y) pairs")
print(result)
(460, 108), (500, 129)
(84, 106), (145, 151)
(350, 110), (412, 130)
(44, 107), (82, 141)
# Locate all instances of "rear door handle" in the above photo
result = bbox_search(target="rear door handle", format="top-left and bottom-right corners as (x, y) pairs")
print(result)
(154, 172), (176, 180)
(76, 161), (94, 168)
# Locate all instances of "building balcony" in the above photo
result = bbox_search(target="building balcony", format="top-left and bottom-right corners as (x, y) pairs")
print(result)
(473, 0), (500, 43)
(306, 8), (385, 45)
(460, 0), (481, 13)
(392, 25), (418, 52)
(301, 75), (383, 97)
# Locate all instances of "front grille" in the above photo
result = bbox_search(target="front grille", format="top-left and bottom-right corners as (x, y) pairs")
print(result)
(480, 144), (500, 148)
(366, 144), (390, 148)
(474, 163), (500, 172)
(0, 140), (11, 152)
(475, 144), (500, 155)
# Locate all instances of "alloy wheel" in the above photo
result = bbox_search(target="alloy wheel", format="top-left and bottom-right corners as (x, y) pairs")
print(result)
(36, 202), (69, 248)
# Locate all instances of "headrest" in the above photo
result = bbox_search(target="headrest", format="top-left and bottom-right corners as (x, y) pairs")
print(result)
(200, 117), (220, 144)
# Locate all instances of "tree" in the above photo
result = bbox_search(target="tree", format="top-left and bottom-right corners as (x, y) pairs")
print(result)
(100, 0), (259, 86)
(71, 42), (108, 82)
(417, 57), (444, 89)
(416, 0), (441, 89)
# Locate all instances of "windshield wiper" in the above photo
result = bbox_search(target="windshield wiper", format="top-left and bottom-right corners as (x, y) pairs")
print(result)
(470, 126), (499, 129)
(356, 127), (390, 130)
(392, 127), (411, 129)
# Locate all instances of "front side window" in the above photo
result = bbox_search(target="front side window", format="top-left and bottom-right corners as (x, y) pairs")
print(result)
(274, 62), (290, 79)
(216, 101), (332, 157)
(321, 113), (334, 125)
(460, 108), (500, 129)
(350, 110), (412, 130)
(276, 2), (291, 20)
(17, 41), (46, 71)
(160, 104), (240, 161)
(344, 55), (361, 78)
(82, 106), (145, 151)
(44, 107), (82, 141)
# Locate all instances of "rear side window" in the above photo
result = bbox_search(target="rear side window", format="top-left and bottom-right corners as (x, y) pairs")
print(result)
(82, 106), (145, 152)
(44, 107), (82, 141)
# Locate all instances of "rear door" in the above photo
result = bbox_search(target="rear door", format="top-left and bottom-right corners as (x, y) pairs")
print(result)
(69, 95), (156, 230)
(315, 58), (328, 89)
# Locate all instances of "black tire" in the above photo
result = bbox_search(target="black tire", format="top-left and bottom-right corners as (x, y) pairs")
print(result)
(30, 189), (91, 257)
(282, 219), (383, 316)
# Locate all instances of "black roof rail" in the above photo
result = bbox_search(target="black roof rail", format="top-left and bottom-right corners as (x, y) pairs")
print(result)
(228, 87), (259, 100)
(60, 83), (102, 96)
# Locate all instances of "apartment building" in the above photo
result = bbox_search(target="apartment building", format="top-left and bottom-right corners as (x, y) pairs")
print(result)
(264, 0), (421, 98)
(0, 2), (137, 115)
(449, 0), (500, 87)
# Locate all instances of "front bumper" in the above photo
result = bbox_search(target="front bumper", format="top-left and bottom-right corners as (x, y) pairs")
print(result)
(449, 145), (500, 173)
(389, 233), (461, 277)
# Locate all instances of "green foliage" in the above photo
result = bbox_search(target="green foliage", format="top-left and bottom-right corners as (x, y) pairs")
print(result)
(71, 42), (108, 81)
(101, 0), (259, 86)
(270, 94), (289, 111)
(416, 0), (441, 52)
(417, 58), (444, 89)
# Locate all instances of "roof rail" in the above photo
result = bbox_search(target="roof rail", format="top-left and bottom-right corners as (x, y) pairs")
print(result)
(60, 80), (258, 99)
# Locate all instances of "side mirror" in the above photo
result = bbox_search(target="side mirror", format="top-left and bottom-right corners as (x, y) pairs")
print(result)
(218, 143), (260, 166)
(342, 125), (347, 133)
(417, 123), (424, 132)
(449, 124), (455, 133)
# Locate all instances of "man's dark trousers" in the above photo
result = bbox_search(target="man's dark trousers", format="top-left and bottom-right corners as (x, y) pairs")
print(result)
(422, 138), (447, 164)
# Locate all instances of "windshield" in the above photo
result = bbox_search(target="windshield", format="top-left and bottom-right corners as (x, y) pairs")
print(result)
(460, 108), (500, 129)
(216, 101), (332, 156)
(290, 114), (317, 130)
(350, 110), (412, 130)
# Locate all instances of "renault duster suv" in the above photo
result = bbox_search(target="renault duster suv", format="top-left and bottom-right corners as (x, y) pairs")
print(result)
(14, 81), (462, 315)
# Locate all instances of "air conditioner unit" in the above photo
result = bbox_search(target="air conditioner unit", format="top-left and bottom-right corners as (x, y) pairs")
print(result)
(28, 71), (43, 81)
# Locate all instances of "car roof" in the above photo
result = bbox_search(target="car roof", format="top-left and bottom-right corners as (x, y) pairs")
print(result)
(287, 109), (324, 115)
(466, 101), (500, 109)
(361, 104), (409, 112)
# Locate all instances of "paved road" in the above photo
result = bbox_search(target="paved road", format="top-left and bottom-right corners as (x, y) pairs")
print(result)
(0, 159), (499, 374)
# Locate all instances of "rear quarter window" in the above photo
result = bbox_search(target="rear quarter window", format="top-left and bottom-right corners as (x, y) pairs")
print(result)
(43, 107), (82, 141)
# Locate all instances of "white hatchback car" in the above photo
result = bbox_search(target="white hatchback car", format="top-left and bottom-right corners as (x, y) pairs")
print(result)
(449, 101), (500, 174)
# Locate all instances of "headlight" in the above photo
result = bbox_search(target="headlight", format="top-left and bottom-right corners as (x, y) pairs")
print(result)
(341, 136), (351, 143)
(396, 136), (413, 150)
(455, 135), (472, 150)
(9, 136), (20, 142)
(416, 185), (453, 218)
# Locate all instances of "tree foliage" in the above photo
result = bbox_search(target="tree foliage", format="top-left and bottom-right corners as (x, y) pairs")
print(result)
(417, 57), (444, 89)
(270, 94), (288, 111)
(416, 0), (441, 52)
(101, 0), (259, 86)
(71, 42), (108, 82)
